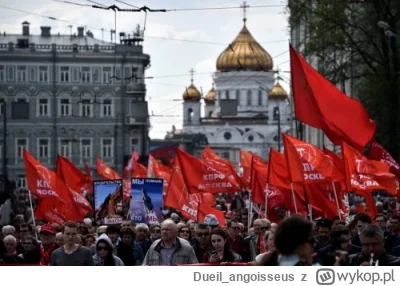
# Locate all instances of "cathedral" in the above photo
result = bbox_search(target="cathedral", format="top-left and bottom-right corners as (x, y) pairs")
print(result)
(176, 11), (292, 164)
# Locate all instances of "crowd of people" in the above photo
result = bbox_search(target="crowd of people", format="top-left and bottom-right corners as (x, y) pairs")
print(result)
(1, 197), (400, 266)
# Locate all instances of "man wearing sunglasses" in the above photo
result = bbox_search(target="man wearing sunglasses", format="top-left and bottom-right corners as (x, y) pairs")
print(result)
(245, 219), (271, 261)
(192, 223), (211, 262)
(227, 220), (251, 262)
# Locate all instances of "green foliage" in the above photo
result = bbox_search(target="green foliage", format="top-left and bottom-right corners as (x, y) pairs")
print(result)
(287, 0), (400, 160)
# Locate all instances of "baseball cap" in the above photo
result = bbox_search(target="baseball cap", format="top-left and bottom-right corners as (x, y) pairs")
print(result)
(40, 224), (55, 235)
(204, 214), (219, 227)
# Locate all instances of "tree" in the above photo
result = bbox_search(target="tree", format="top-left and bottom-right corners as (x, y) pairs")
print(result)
(287, 0), (400, 160)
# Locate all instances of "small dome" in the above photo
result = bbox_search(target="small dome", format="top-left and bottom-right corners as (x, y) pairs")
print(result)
(216, 24), (273, 72)
(269, 82), (289, 99)
(204, 84), (216, 105)
(183, 83), (201, 101)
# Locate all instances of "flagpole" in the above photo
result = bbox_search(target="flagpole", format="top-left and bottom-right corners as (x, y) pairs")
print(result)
(290, 182), (298, 213)
(248, 191), (252, 233)
(264, 183), (268, 218)
(28, 190), (38, 240)
(302, 185), (311, 220)
(331, 181), (342, 220)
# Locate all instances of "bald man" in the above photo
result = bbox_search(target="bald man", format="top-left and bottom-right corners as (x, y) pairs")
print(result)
(142, 219), (198, 265)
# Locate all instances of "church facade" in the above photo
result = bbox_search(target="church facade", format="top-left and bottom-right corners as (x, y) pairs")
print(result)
(179, 17), (292, 165)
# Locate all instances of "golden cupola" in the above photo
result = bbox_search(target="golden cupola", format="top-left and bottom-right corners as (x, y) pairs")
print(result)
(204, 83), (216, 105)
(269, 81), (289, 99)
(183, 82), (202, 102)
(216, 20), (273, 72)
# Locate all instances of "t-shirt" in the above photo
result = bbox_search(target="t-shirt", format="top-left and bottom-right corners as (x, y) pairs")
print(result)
(50, 246), (94, 266)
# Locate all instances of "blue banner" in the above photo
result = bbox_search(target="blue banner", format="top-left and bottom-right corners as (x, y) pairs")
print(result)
(130, 178), (164, 224)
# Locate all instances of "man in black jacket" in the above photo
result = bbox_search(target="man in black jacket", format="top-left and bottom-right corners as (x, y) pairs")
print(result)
(317, 225), (360, 266)
(349, 224), (400, 266)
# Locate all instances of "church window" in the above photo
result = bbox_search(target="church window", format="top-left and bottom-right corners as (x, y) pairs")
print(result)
(273, 135), (279, 142)
(208, 111), (213, 118)
(248, 135), (254, 142)
(223, 132), (232, 140)
(258, 90), (263, 105)
(188, 108), (194, 123)
(273, 107), (279, 120)
(225, 90), (230, 99)
(247, 90), (252, 106)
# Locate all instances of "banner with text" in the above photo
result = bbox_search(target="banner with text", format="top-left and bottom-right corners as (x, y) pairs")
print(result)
(93, 180), (123, 226)
(130, 178), (164, 224)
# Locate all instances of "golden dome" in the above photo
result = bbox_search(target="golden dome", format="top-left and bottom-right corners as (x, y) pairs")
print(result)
(216, 24), (273, 72)
(269, 82), (289, 99)
(204, 84), (216, 105)
(183, 83), (202, 101)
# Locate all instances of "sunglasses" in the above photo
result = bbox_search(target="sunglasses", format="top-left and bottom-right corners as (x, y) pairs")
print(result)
(97, 247), (109, 251)
(152, 229), (161, 233)
(260, 227), (270, 230)
(196, 233), (209, 237)
(180, 230), (190, 234)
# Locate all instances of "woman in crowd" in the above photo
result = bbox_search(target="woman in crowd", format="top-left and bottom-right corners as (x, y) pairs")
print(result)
(202, 228), (241, 263)
(93, 234), (124, 266)
(178, 225), (192, 242)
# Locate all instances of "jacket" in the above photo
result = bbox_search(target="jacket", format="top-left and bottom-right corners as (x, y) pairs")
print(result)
(142, 237), (198, 265)
(348, 251), (400, 266)
(244, 234), (259, 261)
(92, 234), (124, 266)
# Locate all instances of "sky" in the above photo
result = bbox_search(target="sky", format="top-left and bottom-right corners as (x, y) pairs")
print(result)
(0, 0), (291, 139)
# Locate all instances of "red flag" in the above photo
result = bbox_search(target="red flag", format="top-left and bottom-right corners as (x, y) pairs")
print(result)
(290, 44), (376, 151)
(197, 203), (226, 226)
(35, 199), (66, 225)
(368, 140), (400, 177)
(96, 158), (122, 180)
(56, 155), (87, 194)
(267, 149), (301, 191)
(342, 142), (397, 194)
(283, 134), (333, 184)
(323, 148), (346, 188)
(124, 151), (140, 176)
(175, 148), (241, 194)
(240, 150), (264, 189)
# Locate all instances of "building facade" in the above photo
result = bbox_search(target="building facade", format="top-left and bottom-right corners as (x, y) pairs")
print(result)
(179, 17), (292, 165)
(0, 22), (150, 189)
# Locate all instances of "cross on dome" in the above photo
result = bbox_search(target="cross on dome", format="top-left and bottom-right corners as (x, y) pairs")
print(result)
(189, 68), (195, 83)
(240, 1), (250, 23)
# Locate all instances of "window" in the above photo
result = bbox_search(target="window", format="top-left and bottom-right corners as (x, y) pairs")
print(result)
(60, 66), (69, 82)
(223, 132), (232, 140)
(17, 66), (27, 82)
(38, 98), (49, 116)
(60, 139), (72, 158)
(236, 90), (240, 103)
(38, 138), (50, 160)
(102, 99), (112, 117)
(225, 90), (230, 99)
(12, 99), (29, 119)
(71, 67), (80, 82)
(247, 90), (252, 106)
(93, 67), (101, 83)
(124, 67), (131, 83)
(103, 67), (112, 83)
(258, 90), (263, 106)
(101, 138), (113, 159)
(60, 99), (71, 116)
(81, 67), (91, 83)
(39, 66), (48, 82)
(7, 66), (15, 81)
(221, 152), (229, 159)
(273, 106), (280, 120)
(29, 66), (36, 82)
(16, 138), (28, 162)
(131, 138), (139, 152)
(114, 67), (121, 82)
(16, 175), (27, 189)
(80, 139), (92, 163)
(0, 98), (4, 116)
(81, 99), (92, 117)
(0, 66), (4, 82)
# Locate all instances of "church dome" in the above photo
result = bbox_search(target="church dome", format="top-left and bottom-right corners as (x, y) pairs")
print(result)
(216, 24), (273, 72)
(204, 84), (216, 105)
(183, 83), (202, 101)
(269, 82), (289, 99)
